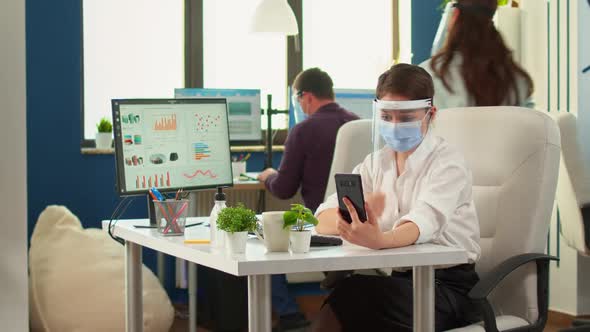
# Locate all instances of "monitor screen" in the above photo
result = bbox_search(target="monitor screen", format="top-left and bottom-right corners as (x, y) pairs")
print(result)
(112, 99), (233, 196)
(174, 88), (261, 142)
(334, 89), (375, 119)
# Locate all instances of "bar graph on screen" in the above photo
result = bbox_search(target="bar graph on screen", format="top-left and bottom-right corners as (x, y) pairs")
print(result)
(193, 143), (211, 160)
(154, 114), (177, 131)
(135, 172), (171, 189)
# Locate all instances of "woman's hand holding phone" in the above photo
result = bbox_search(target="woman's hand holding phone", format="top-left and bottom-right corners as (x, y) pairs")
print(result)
(337, 197), (385, 250)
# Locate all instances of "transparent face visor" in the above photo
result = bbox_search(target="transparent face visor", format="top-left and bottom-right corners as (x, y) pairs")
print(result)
(291, 91), (306, 124)
(371, 98), (433, 170)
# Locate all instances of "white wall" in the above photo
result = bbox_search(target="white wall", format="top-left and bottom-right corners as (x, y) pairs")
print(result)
(521, 0), (590, 316)
(578, 0), (590, 162)
(0, 0), (29, 330)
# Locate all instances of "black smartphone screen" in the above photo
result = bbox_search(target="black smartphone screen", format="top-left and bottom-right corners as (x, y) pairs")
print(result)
(335, 173), (367, 223)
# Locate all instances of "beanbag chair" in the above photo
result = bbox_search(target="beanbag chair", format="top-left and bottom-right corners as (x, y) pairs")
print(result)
(29, 205), (173, 332)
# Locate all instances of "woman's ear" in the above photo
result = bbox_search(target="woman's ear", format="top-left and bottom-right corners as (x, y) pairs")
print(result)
(430, 106), (438, 122)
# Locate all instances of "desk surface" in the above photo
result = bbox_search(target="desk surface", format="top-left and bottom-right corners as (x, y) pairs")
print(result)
(232, 172), (264, 190)
(103, 217), (468, 276)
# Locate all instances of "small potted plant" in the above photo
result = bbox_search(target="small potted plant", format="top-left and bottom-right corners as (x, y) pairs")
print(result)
(283, 204), (318, 253)
(217, 203), (257, 254)
(95, 117), (113, 149)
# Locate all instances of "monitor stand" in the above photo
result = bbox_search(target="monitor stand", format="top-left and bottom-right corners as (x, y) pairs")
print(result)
(148, 195), (157, 226)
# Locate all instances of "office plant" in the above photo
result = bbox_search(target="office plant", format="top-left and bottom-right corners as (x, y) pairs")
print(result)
(283, 204), (318, 253)
(217, 203), (257, 254)
(95, 117), (113, 149)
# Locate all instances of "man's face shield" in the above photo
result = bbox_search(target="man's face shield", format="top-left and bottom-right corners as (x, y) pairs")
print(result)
(292, 89), (306, 124)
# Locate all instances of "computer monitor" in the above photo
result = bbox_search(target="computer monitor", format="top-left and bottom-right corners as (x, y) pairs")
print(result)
(111, 98), (233, 196)
(174, 88), (262, 142)
(334, 89), (375, 119)
(288, 88), (375, 128)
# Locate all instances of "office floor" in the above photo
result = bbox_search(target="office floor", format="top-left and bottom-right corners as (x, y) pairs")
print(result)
(169, 297), (579, 332)
(170, 295), (323, 332)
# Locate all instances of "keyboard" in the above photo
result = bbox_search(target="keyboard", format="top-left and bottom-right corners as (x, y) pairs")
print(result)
(310, 235), (343, 247)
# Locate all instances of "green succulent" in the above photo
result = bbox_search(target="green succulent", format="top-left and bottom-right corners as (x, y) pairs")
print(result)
(283, 204), (318, 232)
(216, 203), (257, 233)
(97, 117), (113, 133)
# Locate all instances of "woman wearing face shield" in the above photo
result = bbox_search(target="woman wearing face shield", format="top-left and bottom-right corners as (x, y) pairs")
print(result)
(313, 64), (481, 331)
(422, 0), (534, 109)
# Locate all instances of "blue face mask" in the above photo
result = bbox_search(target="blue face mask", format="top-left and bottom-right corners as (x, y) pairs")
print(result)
(378, 114), (429, 152)
(292, 93), (307, 123)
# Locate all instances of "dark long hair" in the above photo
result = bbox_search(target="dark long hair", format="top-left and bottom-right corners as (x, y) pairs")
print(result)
(431, 0), (533, 106)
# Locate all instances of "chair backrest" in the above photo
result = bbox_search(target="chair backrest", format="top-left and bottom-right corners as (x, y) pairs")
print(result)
(433, 107), (560, 324)
(552, 112), (590, 255)
(324, 119), (373, 200)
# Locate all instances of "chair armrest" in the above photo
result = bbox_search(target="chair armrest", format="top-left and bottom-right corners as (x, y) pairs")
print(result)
(468, 253), (558, 300)
(468, 253), (558, 332)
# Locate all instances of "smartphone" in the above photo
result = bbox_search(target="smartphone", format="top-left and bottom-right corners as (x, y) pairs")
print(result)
(335, 173), (367, 223)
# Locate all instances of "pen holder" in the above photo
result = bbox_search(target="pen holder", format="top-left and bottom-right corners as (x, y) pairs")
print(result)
(154, 199), (190, 236)
(231, 161), (247, 181)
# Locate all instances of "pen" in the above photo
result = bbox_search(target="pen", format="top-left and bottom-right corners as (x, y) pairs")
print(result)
(148, 189), (160, 202)
(175, 188), (183, 200)
(242, 153), (251, 162)
(184, 239), (211, 244)
(150, 187), (164, 201)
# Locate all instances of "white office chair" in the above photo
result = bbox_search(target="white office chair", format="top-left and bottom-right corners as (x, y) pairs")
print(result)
(552, 112), (590, 331)
(323, 119), (373, 200)
(287, 119), (374, 284)
(436, 107), (560, 331)
(297, 108), (561, 332)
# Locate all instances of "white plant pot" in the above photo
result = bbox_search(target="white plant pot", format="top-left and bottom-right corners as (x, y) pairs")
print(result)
(290, 230), (312, 253)
(225, 231), (248, 254)
(95, 132), (112, 149)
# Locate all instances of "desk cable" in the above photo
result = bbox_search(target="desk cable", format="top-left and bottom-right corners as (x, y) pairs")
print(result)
(108, 196), (134, 245)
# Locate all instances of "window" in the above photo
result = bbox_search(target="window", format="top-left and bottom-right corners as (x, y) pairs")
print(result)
(303, 0), (411, 89)
(203, 0), (289, 129)
(82, 0), (184, 142)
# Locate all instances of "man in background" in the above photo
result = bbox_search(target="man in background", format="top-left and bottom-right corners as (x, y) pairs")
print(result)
(258, 67), (359, 212)
(258, 67), (359, 330)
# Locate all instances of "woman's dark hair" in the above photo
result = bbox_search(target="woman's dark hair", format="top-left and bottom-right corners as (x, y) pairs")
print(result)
(431, 0), (534, 106)
(293, 67), (335, 100)
(376, 63), (434, 100)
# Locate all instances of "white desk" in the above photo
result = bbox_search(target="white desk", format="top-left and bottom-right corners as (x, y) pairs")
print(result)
(103, 217), (468, 332)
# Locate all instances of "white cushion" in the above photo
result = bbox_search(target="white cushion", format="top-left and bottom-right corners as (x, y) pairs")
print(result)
(29, 205), (174, 332)
(445, 315), (529, 331)
(324, 119), (373, 201)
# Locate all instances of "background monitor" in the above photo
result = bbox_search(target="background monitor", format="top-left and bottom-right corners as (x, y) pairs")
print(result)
(289, 88), (375, 128)
(175, 88), (262, 142)
(112, 98), (233, 196)
(334, 88), (375, 119)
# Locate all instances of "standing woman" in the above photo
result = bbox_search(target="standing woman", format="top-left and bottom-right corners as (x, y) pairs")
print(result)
(421, 0), (534, 109)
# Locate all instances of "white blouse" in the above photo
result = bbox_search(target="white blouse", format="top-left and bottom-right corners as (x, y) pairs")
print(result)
(420, 55), (534, 110)
(316, 132), (481, 263)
